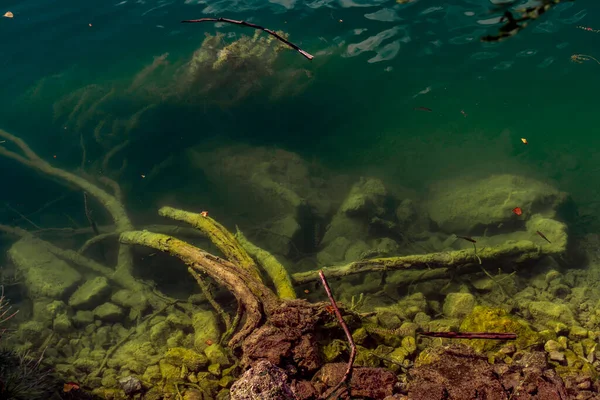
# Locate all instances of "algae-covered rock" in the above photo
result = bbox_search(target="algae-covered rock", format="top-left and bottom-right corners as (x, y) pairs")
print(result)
(208, 363), (221, 376)
(159, 360), (179, 381)
(321, 339), (346, 363)
(354, 346), (381, 367)
(443, 292), (476, 318)
(204, 343), (230, 367)
(8, 237), (82, 299)
(111, 289), (149, 314)
(17, 320), (47, 343)
(339, 177), (387, 216)
(425, 174), (567, 234)
(94, 302), (125, 322)
(164, 347), (208, 372)
(317, 236), (351, 265)
(525, 215), (568, 254)
(192, 311), (220, 352)
(460, 306), (541, 352)
(229, 360), (294, 400)
(528, 301), (575, 326)
(143, 365), (162, 384)
(344, 240), (371, 262)
(53, 313), (72, 333)
(261, 215), (301, 257)
(69, 276), (111, 309)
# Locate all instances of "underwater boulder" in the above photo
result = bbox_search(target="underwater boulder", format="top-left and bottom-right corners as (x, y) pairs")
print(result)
(68, 276), (111, 310)
(317, 236), (351, 265)
(93, 302), (125, 322)
(443, 292), (476, 319)
(321, 177), (392, 247)
(424, 174), (568, 234)
(8, 238), (82, 300)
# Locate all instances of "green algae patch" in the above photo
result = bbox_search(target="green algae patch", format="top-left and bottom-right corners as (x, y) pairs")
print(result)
(164, 347), (208, 372)
(460, 306), (541, 352)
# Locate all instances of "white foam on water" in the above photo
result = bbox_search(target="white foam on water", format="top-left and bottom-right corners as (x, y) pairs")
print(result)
(449, 30), (485, 45)
(493, 60), (514, 70)
(344, 26), (399, 57)
(538, 56), (555, 68)
(476, 16), (502, 25)
(516, 49), (537, 57)
(115, 1), (127, 5)
(141, 1), (174, 16)
(556, 42), (569, 49)
(470, 51), (499, 60)
(364, 8), (402, 22)
(338, 0), (387, 8)
(533, 20), (559, 34)
(420, 6), (443, 15)
(559, 9), (587, 24)
(269, 0), (297, 9)
(353, 28), (368, 35)
(384, 66), (393, 72)
(306, 0), (336, 9)
(367, 40), (400, 63)
(464, 11), (475, 16)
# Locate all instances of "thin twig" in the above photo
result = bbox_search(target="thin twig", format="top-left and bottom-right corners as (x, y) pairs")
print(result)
(79, 132), (87, 171)
(418, 331), (517, 340)
(5, 203), (42, 230)
(188, 267), (231, 330)
(181, 17), (314, 61)
(319, 270), (355, 399)
(83, 192), (99, 235)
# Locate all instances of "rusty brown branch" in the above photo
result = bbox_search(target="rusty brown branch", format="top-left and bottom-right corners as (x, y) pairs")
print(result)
(319, 270), (355, 399)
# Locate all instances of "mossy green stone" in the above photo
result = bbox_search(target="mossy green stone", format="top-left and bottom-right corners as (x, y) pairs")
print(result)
(460, 306), (541, 352)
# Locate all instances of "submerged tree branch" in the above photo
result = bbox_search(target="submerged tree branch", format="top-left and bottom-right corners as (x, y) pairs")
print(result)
(181, 17), (314, 61)
(292, 240), (546, 284)
(119, 230), (277, 347)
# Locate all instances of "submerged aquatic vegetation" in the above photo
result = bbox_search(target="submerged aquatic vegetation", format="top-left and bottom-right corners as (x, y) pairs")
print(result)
(0, 349), (58, 400)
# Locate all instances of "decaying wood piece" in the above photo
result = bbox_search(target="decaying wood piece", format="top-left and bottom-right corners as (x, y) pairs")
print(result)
(292, 240), (547, 284)
(159, 206), (263, 281)
(119, 230), (278, 347)
(236, 228), (296, 300)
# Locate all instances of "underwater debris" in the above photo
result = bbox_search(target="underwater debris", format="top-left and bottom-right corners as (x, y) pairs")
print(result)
(319, 270), (356, 399)
(571, 53), (600, 65)
(481, 0), (575, 42)
(413, 106), (432, 112)
(521, 137), (528, 145)
(536, 230), (552, 243)
(181, 17), (314, 61)
(512, 207), (523, 216)
(576, 25), (600, 33)
(456, 235), (476, 243)
(3, 11), (13, 18)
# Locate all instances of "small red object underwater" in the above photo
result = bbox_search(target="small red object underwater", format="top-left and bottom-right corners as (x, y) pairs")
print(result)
(512, 207), (523, 216)
(63, 382), (80, 392)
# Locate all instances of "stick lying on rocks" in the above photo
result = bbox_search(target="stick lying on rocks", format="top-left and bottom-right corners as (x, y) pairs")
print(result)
(181, 17), (314, 60)
(418, 332), (517, 340)
(319, 270), (356, 399)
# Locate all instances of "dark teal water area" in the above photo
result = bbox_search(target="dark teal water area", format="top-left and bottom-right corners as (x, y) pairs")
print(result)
(0, 0), (598, 235)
